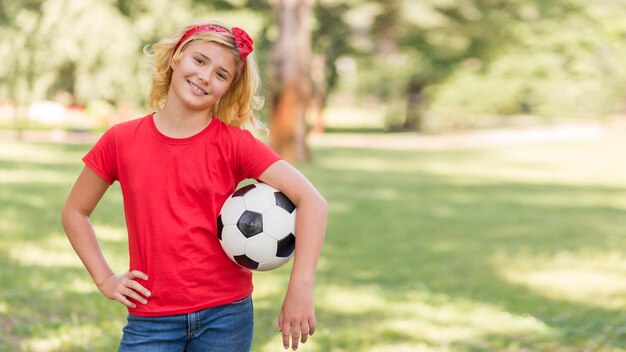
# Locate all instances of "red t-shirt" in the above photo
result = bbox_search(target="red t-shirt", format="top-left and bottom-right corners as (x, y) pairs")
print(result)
(83, 114), (281, 316)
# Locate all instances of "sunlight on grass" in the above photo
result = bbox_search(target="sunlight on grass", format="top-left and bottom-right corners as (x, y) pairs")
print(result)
(321, 104), (385, 130)
(325, 200), (353, 215)
(21, 338), (62, 352)
(259, 336), (322, 352)
(1, 169), (73, 185)
(92, 223), (127, 242)
(317, 284), (386, 314)
(418, 138), (626, 186)
(422, 302), (552, 345)
(0, 142), (82, 165)
(68, 277), (99, 294)
(9, 235), (82, 268)
(382, 296), (555, 346)
(87, 223), (131, 274)
(20, 320), (120, 352)
(496, 251), (626, 309)
(318, 154), (419, 173)
(252, 269), (291, 300)
(366, 344), (437, 352)
(311, 285), (556, 351)
(506, 191), (626, 210)
(3, 136), (626, 351)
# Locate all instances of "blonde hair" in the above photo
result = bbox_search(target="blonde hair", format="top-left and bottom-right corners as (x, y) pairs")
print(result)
(146, 21), (264, 130)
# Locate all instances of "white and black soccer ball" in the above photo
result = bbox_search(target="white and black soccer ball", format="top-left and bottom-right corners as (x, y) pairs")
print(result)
(217, 182), (297, 271)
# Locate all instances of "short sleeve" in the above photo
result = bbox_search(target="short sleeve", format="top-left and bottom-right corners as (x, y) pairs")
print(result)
(82, 127), (118, 184)
(235, 130), (281, 181)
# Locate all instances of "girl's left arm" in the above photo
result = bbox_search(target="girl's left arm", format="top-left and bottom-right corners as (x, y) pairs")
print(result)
(258, 160), (328, 351)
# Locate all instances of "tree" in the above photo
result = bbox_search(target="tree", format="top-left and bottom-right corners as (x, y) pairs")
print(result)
(0, 0), (45, 138)
(309, 0), (353, 133)
(0, 0), (147, 131)
(358, 0), (587, 131)
(269, 0), (314, 163)
(246, 0), (355, 156)
(426, 0), (626, 125)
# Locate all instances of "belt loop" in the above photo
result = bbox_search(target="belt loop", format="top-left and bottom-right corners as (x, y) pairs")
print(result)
(186, 312), (198, 340)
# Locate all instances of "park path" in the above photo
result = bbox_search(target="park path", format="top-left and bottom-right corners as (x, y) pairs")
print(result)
(2, 118), (625, 150)
(309, 118), (626, 151)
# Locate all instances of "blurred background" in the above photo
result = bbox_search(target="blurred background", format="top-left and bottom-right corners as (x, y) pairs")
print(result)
(2, 0), (626, 144)
(2, 0), (626, 351)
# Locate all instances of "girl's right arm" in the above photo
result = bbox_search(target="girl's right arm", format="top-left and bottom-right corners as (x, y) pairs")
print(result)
(62, 166), (150, 308)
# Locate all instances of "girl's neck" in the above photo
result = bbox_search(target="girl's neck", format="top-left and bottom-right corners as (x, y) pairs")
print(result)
(154, 103), (213, 139)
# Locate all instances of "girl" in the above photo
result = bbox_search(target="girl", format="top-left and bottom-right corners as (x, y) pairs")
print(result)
(62, 20), (327, 351)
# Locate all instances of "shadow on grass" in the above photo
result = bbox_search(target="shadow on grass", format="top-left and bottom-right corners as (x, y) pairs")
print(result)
(0, 142), (127, 350)
(277, 146), (626, 351)
(2, 141), (626, 351)
(0, 249), (127, 350)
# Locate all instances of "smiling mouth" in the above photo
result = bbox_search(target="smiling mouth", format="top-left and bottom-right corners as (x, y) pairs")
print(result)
(188, 80), (208, 95)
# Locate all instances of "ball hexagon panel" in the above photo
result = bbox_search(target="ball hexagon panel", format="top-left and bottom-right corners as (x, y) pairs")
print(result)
(262, 207), (296, 241)
(276, 233), (296, 258)
(237, 210), (263, 238)
(245, 233), (278, 264)
(220, 196), (246, 226)
(220, 225), (247, 257)
(234, 255), (259, 270)
(274, 192), (296, 213)
(217, 215), (224, 240)
(242, 186), (277, 213)
(232, 183), (256, 197)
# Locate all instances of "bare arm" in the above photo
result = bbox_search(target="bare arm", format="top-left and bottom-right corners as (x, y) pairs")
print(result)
(62, 166), (150, 308)
(259, 160), (328, 350)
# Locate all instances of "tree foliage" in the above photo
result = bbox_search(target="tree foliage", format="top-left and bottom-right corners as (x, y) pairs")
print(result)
(345, 0), (626, 130)
(1, 0), (625, 134)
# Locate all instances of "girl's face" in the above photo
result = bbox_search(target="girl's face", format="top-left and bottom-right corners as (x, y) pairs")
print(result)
(169, 40), (237, 113)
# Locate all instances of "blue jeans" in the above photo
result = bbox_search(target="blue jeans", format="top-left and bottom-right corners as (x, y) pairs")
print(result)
(118, 296), (253, 352)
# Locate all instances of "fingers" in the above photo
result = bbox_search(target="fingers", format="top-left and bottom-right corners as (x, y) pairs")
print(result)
(308, 317), (316, 337)
(281, 326), (291, 350)
(292, 327), (301, 350)
(300, 322), (309, 344)
(122, 286), (148, 305)
(117, 292), (137, 308)
(280, 320), (313, 350)
(128, 270), (148, 281)
(126, 278), (151, 298)
(281, 324), (299, 350)
(277, 295), (316, 350)
(302, 316), (316, 343)
(112, 271), (151, 309)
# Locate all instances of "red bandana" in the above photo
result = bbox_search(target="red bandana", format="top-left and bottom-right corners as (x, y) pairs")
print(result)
(173, 24), (254, 63)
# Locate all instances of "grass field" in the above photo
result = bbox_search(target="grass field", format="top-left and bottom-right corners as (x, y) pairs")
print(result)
(1, 132), (626, 351)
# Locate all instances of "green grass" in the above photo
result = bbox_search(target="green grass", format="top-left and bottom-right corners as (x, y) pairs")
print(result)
(1, 135), (626, 351)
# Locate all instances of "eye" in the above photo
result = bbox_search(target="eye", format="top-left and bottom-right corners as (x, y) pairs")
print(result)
(217, 72), (228, 80)
(193, 57), (204, 65)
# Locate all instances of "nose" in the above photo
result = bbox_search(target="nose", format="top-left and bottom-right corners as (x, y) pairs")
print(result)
(197, 69), (211, 85)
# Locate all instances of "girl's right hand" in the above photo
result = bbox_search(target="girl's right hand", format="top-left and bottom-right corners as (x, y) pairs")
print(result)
(97, 270), (151, 308)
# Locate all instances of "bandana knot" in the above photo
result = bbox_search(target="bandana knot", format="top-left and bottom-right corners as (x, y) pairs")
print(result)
(231, 27), (254, 62)
(174, 24), (254, 64)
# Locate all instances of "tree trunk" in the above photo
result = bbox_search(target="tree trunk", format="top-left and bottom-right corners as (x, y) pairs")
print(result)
(404, 77), (425, 131)
(270, 0), (313, 163)
(310, 54), (326, 134)
(9, 5), (45, 141)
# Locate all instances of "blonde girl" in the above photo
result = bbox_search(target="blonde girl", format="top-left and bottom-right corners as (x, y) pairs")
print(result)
(62, 20), (327, 351)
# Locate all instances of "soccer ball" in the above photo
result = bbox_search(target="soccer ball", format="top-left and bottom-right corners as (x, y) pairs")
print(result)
(217, 182), (297, 271)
